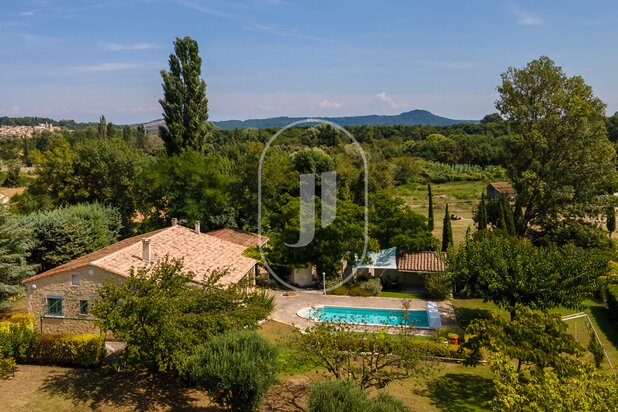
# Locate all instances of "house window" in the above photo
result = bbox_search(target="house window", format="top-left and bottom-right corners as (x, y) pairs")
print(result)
(46, 297), (63, 317)
(79, 300), (89, 315)
(71, 274), (80, 286)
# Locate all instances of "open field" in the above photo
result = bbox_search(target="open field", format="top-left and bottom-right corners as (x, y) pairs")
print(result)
(395, 181), (488, 245)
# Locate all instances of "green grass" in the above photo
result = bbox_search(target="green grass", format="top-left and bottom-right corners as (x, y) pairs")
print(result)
(379, 290), (429, 299)
(451, 298), (618, 371)
(395, 181), (488, 245)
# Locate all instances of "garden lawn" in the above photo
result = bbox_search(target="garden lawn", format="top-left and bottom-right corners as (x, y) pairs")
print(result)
(451, 298), (618, 371)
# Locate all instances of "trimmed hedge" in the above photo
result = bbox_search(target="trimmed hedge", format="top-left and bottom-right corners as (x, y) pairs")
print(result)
(603, 284), (618, 326)
(28, 334), (106, 367)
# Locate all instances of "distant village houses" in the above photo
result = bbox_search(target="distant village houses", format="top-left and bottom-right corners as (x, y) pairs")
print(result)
(0, 122), (60, 138)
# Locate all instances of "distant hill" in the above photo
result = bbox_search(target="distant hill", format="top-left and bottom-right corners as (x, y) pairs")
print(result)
(143, 110), (478, 132)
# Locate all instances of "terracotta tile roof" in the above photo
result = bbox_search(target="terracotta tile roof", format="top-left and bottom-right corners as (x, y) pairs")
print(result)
(207, 227), (269, 248)
(23, 225), (257, 286)
(22, 228), (169, 283)
(488, 182), (517, 196)
(397, 252), (446, 273)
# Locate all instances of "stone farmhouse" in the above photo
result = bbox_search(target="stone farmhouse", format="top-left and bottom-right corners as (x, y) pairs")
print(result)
(22, 220), (268, 334)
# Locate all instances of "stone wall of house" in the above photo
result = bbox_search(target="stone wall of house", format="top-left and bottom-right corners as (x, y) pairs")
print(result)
(26, 265), (124, 335)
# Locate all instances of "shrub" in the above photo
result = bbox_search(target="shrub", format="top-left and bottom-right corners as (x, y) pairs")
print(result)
(368, 392), (412, 412)
(0, 321), (37, 362)
(308, 380), (411, 412)
(28, 334), (106, 367)
(424, 272), (452, 300)
(0, 356), (16, 379)
(360, 278), (383, 296)
(186, 331), (278, 412)
(603, 284), (618, 326)
(308, 380), (369, 412)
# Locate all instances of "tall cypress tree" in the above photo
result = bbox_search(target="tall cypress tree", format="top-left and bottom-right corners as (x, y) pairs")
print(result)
(428, 183), (434, 231)
(159, 36), (210, 155)
(497, 201), (507, 232)
(607, 205), (616, 237)
(98, 115), (107, 139)
(503, 199), (516, 236)
(442, 204), (453, 252)
(477, 193), (488, 231)
(514, 202), (524, 237)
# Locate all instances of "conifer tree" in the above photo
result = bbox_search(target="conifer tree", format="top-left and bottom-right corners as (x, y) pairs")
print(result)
(497, 202), (507, 232)
(503, 198), (516, 236)
(427, 183), (434, 231)
(442, 204), (453, 252)
(107, 122), (116, 139)
(135, 124), (147, 149)
(122, 125), (132, 142)
(477, 193), (488, 231)
(607, 205), (616, 237)
(514, 202), (524, 237)
(159, 36), (210, 155)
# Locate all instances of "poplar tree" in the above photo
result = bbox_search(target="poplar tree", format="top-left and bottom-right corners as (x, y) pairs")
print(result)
(442, 204), (453, 252)
(98, 115), (107, 139)
(427, 183), (434, 231)
(159, 36), (211, 155)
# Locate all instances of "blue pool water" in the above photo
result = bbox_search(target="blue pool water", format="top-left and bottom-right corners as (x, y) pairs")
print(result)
(305, 306), (431, 327)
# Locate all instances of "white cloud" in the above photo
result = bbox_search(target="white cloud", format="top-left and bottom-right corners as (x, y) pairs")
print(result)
(319, 99), (344, 109)
(74, 63), (141, 72)
(510, 7), (543, 26)
(20, 10), (38, 17)
(375, 92), (407, 109)
(102, 42), (156, 51)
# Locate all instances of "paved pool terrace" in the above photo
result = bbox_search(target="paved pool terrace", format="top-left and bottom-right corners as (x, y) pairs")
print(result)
(270, 291), (457, 334)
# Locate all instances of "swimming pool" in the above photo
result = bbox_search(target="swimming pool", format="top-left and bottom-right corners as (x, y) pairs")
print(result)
(297, 303), (441, 328)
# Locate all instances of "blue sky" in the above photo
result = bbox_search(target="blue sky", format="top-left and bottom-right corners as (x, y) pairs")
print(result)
(1, 0), (618, 124)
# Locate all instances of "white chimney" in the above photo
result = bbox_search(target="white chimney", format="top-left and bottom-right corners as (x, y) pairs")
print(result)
(194, 220), (201, 234)
(142, 238), (152, 263)
(171, 218), (178, 226)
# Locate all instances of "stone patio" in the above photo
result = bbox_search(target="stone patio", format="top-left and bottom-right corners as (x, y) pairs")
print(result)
(270, 290), (457, 333)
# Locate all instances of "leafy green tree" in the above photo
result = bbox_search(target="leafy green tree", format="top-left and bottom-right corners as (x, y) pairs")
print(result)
(106, 122), (116, 139)
(427, 184), (434, 231)
(270, 197), (371, 276)
(0, 207), (37, 310)
(135, 124), (147, 149)
(441, 204), (453, 251)
(607, 111), (618, 142)
(26, 136), (77, 209)
(122, 125), (132, 142)
(607, 205), (616, 236)
(369, 192), (436, 254)
(26, 138), (149, 227)
(450, 232), (607, 320)
(15, 203), (121, 271)
(159, 36), (211, 155)
(490, 352), (618, 411)
(93, 258), (274, 375)
(497, 56), (615, 235)
(139, 150), (234, 230)
(296, 323), (423, 389)
(98, 115), (107, 139)
(72, 138), (149, 227)
(462, 307), (582, 372)
(2, 160), (21, 187)
(186, 331), (278, 412)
